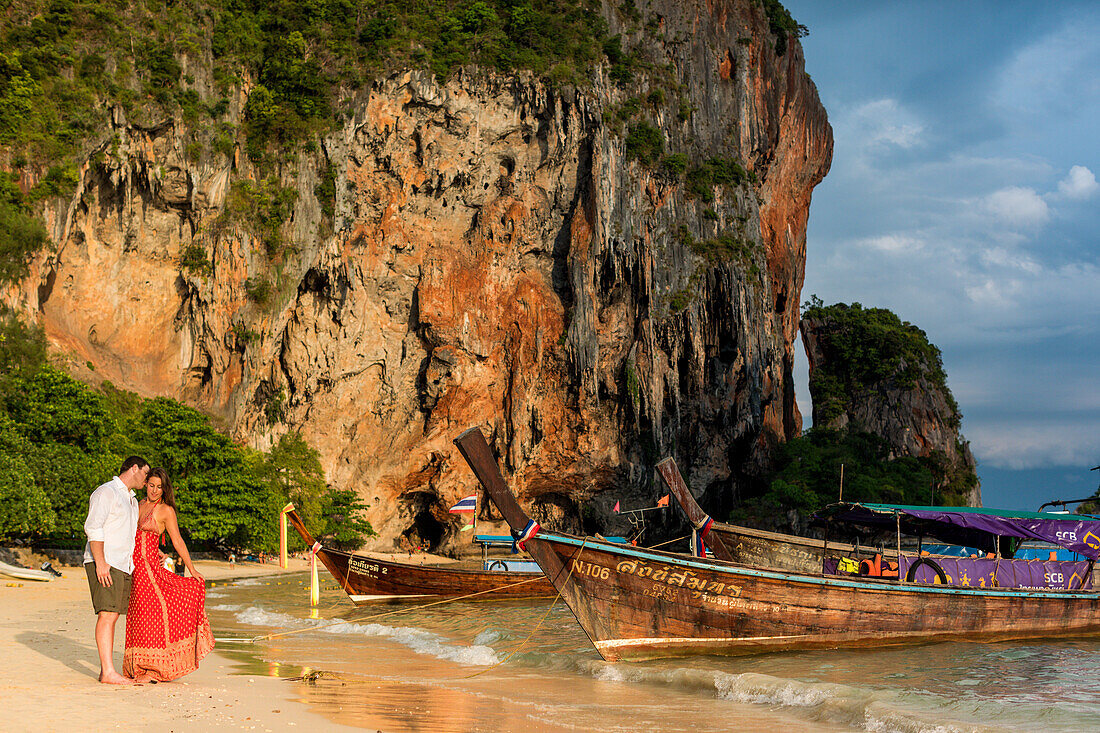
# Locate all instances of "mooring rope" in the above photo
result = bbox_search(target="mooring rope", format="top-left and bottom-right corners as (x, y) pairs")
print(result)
(645, 534), (690, 550)
(242, 573), (551, 643)
(456, 538), (589, 680)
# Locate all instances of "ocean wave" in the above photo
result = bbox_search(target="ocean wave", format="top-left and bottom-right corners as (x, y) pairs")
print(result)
(587, 664), (1000, 733)
(230, 577), (265, 586)
(234, 607), (500, 667)
(207, 603), (242, 612)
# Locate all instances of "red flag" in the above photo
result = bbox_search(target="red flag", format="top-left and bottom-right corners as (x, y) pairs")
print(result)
(657, 494), (669, 508)
(613, 501), (620, 513)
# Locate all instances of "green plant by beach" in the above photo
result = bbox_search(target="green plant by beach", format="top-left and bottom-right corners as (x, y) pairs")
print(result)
(0, 312), (373, 551)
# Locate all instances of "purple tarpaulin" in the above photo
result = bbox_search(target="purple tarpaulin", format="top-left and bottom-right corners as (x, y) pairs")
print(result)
(898, 555), (1093, 590)
(815, 503), (1100, 560)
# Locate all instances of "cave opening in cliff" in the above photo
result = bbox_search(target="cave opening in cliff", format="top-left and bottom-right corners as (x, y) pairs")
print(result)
(398, 490), (445, 552)
(530, 492), (584, 535)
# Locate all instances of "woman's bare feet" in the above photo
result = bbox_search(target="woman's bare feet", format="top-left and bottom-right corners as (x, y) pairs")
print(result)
(131, 674), (155, 684)
(99, 671), (132, 684)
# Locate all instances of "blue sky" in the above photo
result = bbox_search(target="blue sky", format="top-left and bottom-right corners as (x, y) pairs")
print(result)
(783, 1), (1100, 510)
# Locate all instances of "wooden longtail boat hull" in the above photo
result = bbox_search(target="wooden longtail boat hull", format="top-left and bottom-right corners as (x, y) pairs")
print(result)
(455, 427), (1100, 661)
(657, 458), (896, 572)
(285, 509), (556, 604)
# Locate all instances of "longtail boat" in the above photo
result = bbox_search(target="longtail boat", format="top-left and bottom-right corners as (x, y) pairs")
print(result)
(285, 507), (556, 603)
(454, 426), (1100, 661)
(656, 457), (896, 572)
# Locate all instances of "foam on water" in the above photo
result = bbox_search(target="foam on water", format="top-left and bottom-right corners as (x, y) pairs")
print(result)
(207, 603), (242, 612)
(585, 663), (1005, 733)
(230, 577), (265, 586)
(234, 606), (500, 666)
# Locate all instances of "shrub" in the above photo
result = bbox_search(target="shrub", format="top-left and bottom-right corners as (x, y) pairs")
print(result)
(662, 153), (687, 176)
(245, 277), (273, 305)
(223, 178), (297, 257)
(0, 174), (48, 284)
(624, 122), (663, 165)
(179, 243), (211, 274)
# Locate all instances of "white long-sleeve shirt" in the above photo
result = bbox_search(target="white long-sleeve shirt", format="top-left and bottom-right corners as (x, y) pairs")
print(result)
(82, 476), (138, 574)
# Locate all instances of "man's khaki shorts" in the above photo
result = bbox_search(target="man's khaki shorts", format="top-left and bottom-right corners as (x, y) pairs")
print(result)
(84, 563), (132, 615)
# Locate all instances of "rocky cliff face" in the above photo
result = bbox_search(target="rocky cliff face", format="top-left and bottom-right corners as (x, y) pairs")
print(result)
(6, 0), (832, 550)
(801, 307), (981, 506)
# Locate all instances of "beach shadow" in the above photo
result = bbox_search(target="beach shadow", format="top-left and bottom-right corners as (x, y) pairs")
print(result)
(16, 630), (100, 679)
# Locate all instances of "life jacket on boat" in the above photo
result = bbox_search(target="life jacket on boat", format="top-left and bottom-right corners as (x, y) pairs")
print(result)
(858, 554), (899, 578)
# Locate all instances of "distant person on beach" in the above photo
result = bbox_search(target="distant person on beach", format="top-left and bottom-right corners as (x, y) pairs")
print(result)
(83, 455), (150, 684)
(124, 468), (214, 683)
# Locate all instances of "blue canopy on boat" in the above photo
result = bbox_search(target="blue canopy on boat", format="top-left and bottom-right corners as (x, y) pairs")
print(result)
(814, 502), (1100, 559)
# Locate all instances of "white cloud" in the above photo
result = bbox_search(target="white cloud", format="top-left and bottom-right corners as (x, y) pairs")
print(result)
(835, 99), (924, 164)
(855, 234), (923, 253)
(982, 186), (1050, 227)
(969, 420), (1100, 470)
(1056, 165), (1099, 199)
(963, 278), (1015, 309)
(978, 247), (1041, 274)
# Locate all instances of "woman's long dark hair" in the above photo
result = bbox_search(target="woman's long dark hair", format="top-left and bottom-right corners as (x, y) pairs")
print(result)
(147, 467), (177, 509)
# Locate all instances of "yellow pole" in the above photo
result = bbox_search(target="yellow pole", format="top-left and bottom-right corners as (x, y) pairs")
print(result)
(310, 552), (319, 607)
(279, 503), (294, 569)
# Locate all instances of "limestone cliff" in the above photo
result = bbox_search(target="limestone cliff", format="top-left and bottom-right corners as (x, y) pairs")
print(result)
(800, 303), (981, 506)
(5, 0), (832, 550)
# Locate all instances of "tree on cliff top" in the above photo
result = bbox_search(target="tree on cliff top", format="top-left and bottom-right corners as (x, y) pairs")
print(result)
(801, 298), (957, 427)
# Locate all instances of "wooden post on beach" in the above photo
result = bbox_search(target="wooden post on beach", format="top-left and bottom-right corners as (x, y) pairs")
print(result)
(279, 503), (294, 569)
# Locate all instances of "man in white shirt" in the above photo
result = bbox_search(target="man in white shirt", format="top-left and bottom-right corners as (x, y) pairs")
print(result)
(83, 455), (149, 684)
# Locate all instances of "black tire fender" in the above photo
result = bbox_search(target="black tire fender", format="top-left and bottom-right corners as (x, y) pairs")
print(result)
(487, 560), (507, 572)
(906, 557), (948, 584)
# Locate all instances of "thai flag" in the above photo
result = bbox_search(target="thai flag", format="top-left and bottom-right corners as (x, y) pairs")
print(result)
(511, 519), (540, 554)
(449, 494), (477, 513)
(692, 516), (714, 558)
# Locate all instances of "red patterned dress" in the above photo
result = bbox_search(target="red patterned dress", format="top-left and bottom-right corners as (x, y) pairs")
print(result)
(123, 504), (214, 681)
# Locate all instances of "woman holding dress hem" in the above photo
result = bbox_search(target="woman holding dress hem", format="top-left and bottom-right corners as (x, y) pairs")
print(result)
(123, 468), (214, 682)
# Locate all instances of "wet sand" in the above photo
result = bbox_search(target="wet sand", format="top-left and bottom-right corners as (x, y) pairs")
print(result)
(0, 553), (360, 733)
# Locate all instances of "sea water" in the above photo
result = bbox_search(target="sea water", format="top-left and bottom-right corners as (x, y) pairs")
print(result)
(208, 573), (1100, 732)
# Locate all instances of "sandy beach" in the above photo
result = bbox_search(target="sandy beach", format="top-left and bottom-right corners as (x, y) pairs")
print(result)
(0, 553), (359, 733)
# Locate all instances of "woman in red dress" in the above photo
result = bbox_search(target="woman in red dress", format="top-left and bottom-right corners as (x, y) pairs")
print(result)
(123, 468), (214, 682)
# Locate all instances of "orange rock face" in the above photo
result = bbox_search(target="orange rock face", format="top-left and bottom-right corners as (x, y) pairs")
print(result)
(10, 1), (833, 551)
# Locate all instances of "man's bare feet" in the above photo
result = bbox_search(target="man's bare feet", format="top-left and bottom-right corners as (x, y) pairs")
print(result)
(99, 671), (132, 684)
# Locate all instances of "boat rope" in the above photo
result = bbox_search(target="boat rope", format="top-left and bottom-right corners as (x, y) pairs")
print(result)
(645, 534), (690, 550)
(243, 573), (550, 643)
(457, 538), (589, 680)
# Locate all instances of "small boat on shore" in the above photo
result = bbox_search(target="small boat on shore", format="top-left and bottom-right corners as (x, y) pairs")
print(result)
(0, 559), (53, 582)
(454, 426), (1100, 661)
(284, 507), (556, 603)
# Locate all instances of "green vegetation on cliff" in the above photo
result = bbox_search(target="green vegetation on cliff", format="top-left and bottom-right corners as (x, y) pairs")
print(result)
(1, 0), (806, 163)
(802, 298), (958, 427)
(734, 428), (972, 530)
(0, 0), (608, 167)
(0, 312), (372, 551)
(734, 299), (978, 529)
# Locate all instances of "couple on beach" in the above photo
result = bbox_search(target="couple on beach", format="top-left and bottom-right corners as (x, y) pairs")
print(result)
(83, 456), (214, 684)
